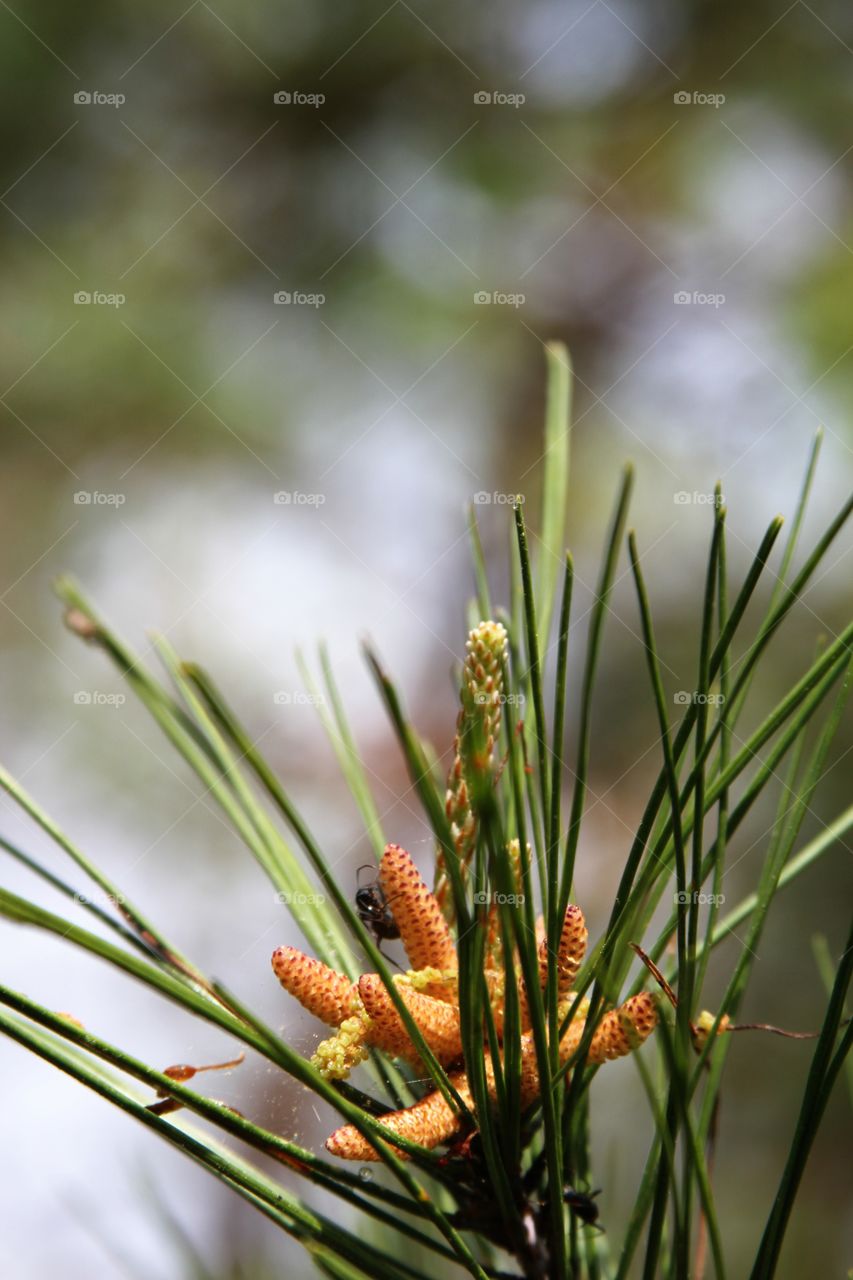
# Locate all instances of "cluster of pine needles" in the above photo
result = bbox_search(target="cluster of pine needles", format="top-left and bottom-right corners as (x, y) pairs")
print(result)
(0, 344), (851, 1279)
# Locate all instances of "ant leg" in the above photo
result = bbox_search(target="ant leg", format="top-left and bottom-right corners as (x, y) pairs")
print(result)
(376, 942), (404, 972)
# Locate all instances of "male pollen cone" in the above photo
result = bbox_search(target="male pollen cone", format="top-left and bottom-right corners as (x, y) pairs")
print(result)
(357, 973), (463, 1063)
(271, 946), (354, 1026)
(548, 903), (588, 995)
(521, 903), (589, 1025)
(557, 993), (659, 1067)
(326, 1074), (473, 1161)
(379, 843), (457, 971)
(327, 992), (660, 1161)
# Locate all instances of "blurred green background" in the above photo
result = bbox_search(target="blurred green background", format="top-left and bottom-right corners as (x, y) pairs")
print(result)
(0, 2), (851, 1277)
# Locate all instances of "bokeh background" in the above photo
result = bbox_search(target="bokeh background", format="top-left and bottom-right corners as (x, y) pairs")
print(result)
(1, 2), (851, 1276)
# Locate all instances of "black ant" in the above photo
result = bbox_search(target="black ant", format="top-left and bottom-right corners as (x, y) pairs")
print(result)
(355, 865), (402, 965)
(520, 1153), (605, 1237)
(562, 1185), (603, 1231)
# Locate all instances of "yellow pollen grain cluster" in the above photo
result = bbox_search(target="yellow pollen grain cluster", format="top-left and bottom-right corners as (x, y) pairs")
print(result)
(401, 966), (459, 1005)
(312, 1010), (372, 1080)
(693, 1008), (731, 1050)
